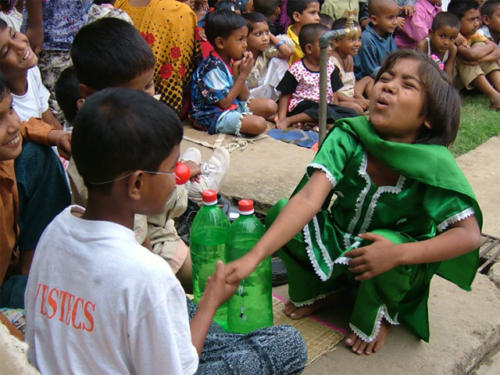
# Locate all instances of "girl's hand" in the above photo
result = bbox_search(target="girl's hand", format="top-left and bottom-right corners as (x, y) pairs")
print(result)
(345, 233), (402, 281)
(202, 261), (239, 310)
(400, 5), (414, 17)
(225, 252), (260, 285)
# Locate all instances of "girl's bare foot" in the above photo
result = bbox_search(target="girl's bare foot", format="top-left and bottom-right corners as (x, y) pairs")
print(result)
(344, 320), (391, 355)
(284, 299), (327, 319)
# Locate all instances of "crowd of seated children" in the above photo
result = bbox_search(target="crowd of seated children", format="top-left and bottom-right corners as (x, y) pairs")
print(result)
(449, 0), (500, 109)
(417, 11), (459, 81)
(275, 23), (357, 129)
(190, 10), (277, 136)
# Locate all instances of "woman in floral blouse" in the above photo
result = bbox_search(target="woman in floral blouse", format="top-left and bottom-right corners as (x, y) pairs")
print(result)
(115, 0), (200, 115)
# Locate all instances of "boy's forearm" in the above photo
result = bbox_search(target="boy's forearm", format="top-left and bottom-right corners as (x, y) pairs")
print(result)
(217, 76), (247, 108)
(479, 46), (500, 62)
(458, 43), (495, 61)
(189, 297), (217, 356)
(397, 216), (482, 266)
(26, 0), (43, 27)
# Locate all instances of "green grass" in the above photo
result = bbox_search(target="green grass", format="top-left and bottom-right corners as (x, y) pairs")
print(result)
(450, 93), (500, 156)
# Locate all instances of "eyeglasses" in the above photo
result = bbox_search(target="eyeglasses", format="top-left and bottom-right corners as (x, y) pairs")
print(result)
(87, 170), (177, 185)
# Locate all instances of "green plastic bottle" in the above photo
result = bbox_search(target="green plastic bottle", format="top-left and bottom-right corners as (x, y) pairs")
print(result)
(226, 199), (273, 333)
(190, 189), (230, 329)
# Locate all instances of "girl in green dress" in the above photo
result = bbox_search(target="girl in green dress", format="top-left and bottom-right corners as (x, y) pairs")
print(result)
(226, 49), (483, 355)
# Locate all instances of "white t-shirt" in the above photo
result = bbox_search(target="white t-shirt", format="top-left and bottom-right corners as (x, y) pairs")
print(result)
(11, 66), (50, 121)
(25, 206), (198, 375)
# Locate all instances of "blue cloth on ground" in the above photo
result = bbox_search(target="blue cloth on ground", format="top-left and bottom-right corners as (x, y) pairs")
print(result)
(268, 129), (319, 148)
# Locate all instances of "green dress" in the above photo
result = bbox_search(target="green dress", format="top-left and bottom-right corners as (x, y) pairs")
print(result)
(268, 116), (482, 343)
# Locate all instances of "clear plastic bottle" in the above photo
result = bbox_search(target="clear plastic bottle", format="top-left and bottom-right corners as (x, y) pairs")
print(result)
(226, 200), (273, 333)
(190, 189), (230, 329)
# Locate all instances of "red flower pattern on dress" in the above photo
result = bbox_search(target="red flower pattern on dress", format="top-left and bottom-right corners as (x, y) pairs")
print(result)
(160, 63), (174, 79)
(179, 64), (187, 78)
(140, 32), (155, 46)
(171, 46), (182, 59)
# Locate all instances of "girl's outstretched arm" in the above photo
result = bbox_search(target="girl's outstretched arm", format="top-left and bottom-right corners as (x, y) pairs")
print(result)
(225, 171), (333, 284)
(347, 216), (482, 281)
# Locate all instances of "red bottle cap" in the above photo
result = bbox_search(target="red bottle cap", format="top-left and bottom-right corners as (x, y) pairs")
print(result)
(175, 162), (191, 185)
(238, 199), (254, 215)
(202, 189), (218, 205)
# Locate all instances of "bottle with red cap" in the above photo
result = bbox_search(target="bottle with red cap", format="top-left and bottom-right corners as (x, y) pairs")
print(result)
(190, 189), (230, 329)
(226, 199), (273, 333)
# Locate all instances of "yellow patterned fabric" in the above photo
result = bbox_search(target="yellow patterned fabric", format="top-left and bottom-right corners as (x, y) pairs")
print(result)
(115, 0), (200, 114)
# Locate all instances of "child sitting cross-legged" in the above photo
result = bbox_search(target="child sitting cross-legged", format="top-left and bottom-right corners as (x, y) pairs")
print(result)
(191, 9), (277, 136)
(243, 12), (294, 101)
(276, 23), (357, 130)
(448, 0), (500, 109)
(331, 18), (372, 114)
(25, 88), (308, 375)
(417, 11), (460, 82)
(226, 49), (483, 356)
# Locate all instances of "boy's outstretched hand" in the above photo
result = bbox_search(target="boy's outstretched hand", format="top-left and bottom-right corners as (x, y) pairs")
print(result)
(225, 252), (260, 285)
(345, 233), (401, 281)
(201, 261), (239, 310)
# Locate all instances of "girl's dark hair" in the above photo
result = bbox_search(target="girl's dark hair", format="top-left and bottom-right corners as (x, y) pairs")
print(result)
(70, 18), (156, 91)
(72, 88), (183, 192)
(298, 23), (328, 52)
(205, 9), (248, 46)
(215, 0), (239, 12)
(331, 17), (359, 31)
(375, 49), (461, 146)
(0, 18), (7, 30)
(243, 12), (268, 33)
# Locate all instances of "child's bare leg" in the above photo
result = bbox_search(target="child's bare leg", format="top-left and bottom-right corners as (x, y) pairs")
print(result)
(240, 114), (267, 135)
(345, 320), (392, 355)
(276, 113), (313, 130)
(471, 74), (500, 108)
(249, 98), (278, 119)
(486, 70), (500, 93)
(338, 101), (364, 114)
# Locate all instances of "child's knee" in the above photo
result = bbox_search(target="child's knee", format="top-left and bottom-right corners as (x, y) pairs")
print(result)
(241, 115), (267, 135)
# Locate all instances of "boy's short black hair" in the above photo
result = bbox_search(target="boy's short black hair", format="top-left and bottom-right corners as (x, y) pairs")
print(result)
(215, 0), (239, 12)
(331, 17), (360, 31)
(205, 9), (248, 46)
(287, 0), (319, 20)
(70, 18), (155, 91)
(243, 12), (268, 33)
(448, 0), (479, 20)
(0, 71), (9, 101)
(299, 23), (328, 52)
(72, 88), (183, 192)
(55, 66), (80, 125)
(368, 0), (397, 17)
(375, 49), (461, 146)
(319, 13), (333, 28)
(481, 0), (500, 17)
(253, 0), (280, 17)
(431, 12), (461, 32)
